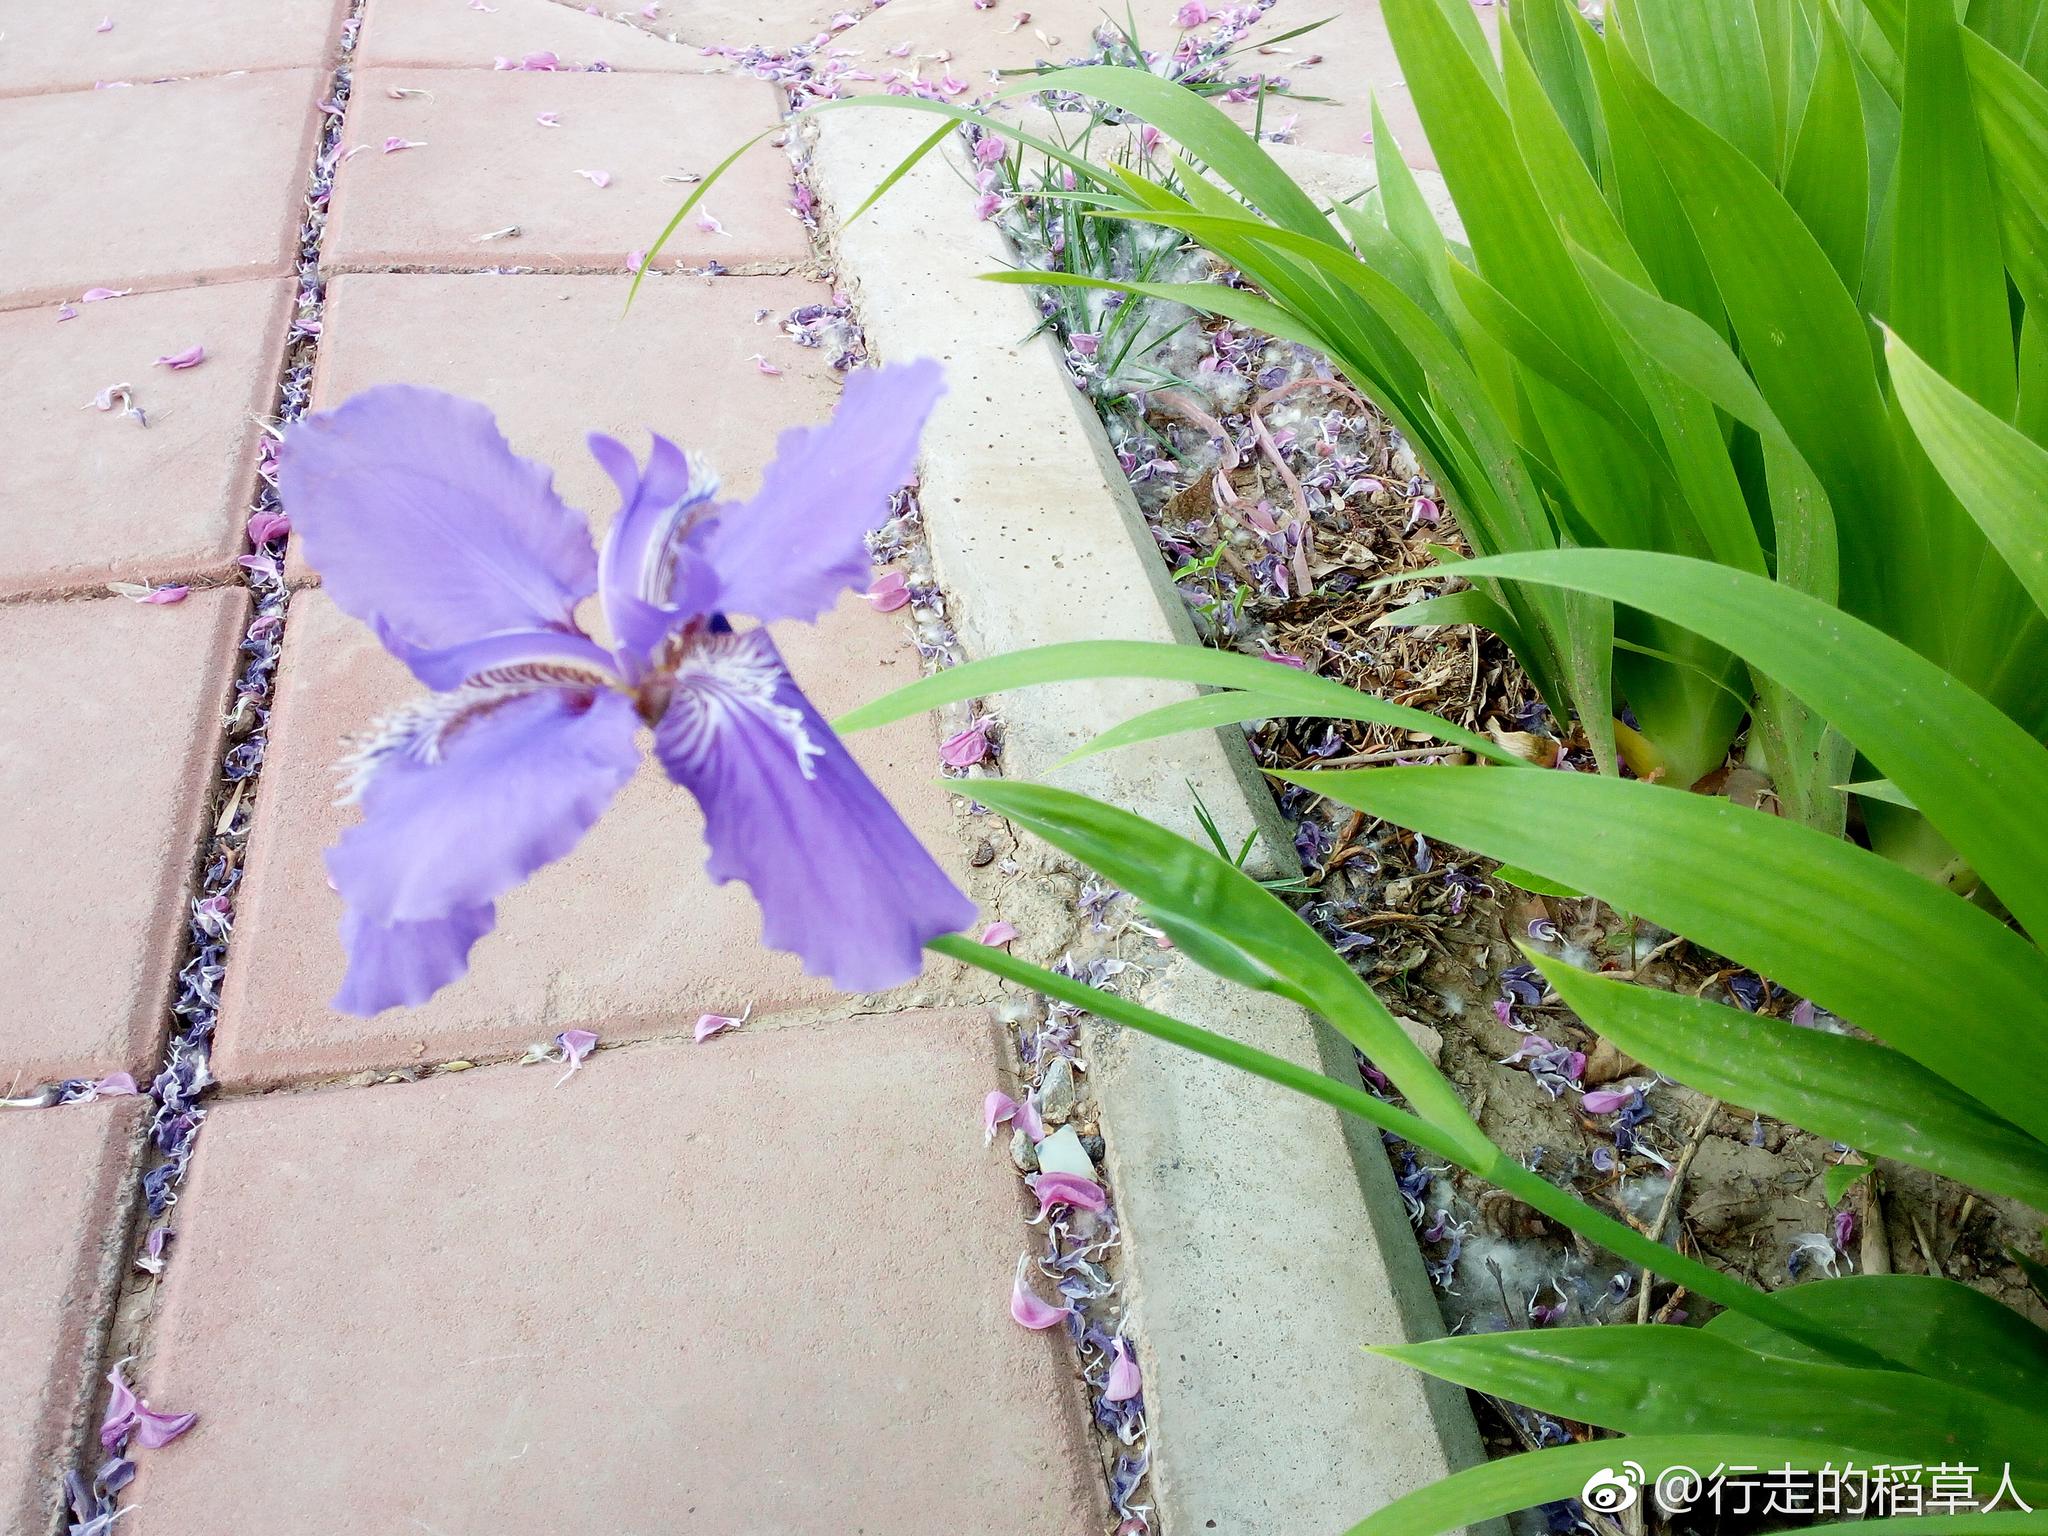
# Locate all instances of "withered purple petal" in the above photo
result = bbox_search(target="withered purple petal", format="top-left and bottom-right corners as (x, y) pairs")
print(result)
(693, 1009), (746, 1042)
(1030, 1171), (1107, 1215)
(1103, 1336), (1142, 1402)
(132, 1403), (197, 1449)
(99, 1364), (139, 1451)
(1010, 1254), (1068, 1330)
(984, 1089), (1017, 1143)
(554, 1027), (599, 1082)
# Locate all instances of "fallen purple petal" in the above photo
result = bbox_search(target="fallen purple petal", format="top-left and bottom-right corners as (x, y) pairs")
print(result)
(1030, 1170), (1108, 1216)
(92, 1072), (139, 1097)
(81, 287), (130, 302)
(865, 569), (910, 610)
(553, 1027), (599, 1083)
(979, 919), (1018, 946)
(132, 1404), (198, 1449)
(984, 1089), (1018, 1143)
(1103, 1336), (1141, 1402)
(577, 168), (612, 188)
(99, 1362), (196, 1451)
(106, 581), (189, 605)
(693, 1006), (749, 1042)
(1010, 1253), (1068, 1329)
(1580, 1087), (1632, 1115)
(536, 111), (561, 127)
(940, 723), (990, 769)
(383, 137), (426, 153)
(1013, 1095), (1045, 1143)
(96, 16), (114, 31)
(248, 509), (292, 546)
(152, 345), (206, 370)
(98, 1365), (140, 1451)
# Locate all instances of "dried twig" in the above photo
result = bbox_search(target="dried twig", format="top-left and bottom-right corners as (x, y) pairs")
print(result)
(1858, 1171), (1892, 1276)
(1637, 1098), (1720, 1325)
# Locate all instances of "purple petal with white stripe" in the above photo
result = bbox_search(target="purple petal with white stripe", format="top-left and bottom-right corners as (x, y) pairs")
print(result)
(327, 687), (639, 986)
(588, 428), (719, 669)
(651, 625), (973, 991)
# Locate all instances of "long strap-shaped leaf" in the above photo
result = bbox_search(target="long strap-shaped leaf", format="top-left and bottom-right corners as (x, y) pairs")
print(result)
(1607, 36), (1913, 633)
(1340, 1437), (1940, 1536)
(832, 639), (1524, 765)
(928, 933), (1884, 1363)
(1705, 1274), (2048, 1406)
(1279, 763), (2048, 1144)
(1529, 955), (2048, 1207)
(1376, 1327), (2048, 1490)
(965, 779), (1480, 1147)
(994, 65), (1341, 240)
(1889, 327), (2048, 619)
(1434, 548), (2048, 939)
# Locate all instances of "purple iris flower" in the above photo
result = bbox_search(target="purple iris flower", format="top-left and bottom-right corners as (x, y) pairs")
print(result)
(279, 362), (975, 1015)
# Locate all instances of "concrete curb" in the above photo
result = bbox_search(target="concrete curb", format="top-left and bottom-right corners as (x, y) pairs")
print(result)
(810, 109), (1491, 1535)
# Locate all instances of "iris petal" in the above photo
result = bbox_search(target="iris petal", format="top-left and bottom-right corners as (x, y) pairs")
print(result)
(329, 686), (641, 928)
(589, 430), (719, 670)
(334, 904), (497, 1016)
(651, 627), (974, 991)
(702, 360), (944, 626)
(375, 623), (619, 693)
(280, 385), (598, 652)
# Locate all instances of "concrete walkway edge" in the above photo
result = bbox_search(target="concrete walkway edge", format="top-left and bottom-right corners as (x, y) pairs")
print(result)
(810, 109), (1493, 1534)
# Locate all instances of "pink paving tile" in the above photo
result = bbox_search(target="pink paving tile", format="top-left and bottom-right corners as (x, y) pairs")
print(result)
(356, 0), (719, 72)
(125, 1016), (1104, 1535)
(212, 586), (971, 1085)
(646, 0), (849, 50)
(0, 71), (324, 310)
(323, 70), (810, 272)
(0, 0), (346, 99)
(298, 272), (839, 556)
(0, 1100), (143, 1536)
(0, 590), (246, 1083)
(0, 279), (294, 599)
